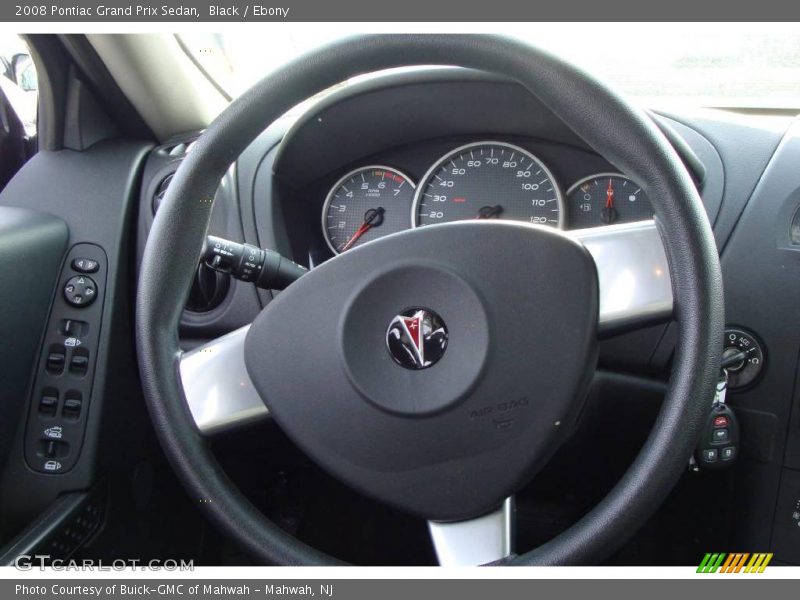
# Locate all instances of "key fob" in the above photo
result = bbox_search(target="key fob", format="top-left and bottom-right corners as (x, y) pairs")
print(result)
(695, 403), (739, 468)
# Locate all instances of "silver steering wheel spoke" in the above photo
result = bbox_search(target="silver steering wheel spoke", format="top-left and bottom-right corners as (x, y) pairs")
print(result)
(178, 325), (266, 435)
(568, 220), (673, 333)
(428, 497), (514, 566)
(178, 221), (671, 435)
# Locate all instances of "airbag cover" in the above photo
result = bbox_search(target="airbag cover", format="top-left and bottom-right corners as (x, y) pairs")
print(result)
(245, 220), (598, 520)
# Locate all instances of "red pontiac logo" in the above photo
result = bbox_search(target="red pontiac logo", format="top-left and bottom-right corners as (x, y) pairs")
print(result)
(385, 308), (448, 370)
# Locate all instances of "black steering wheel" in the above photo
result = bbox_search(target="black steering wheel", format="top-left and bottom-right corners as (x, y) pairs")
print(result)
(136, 35), (723, 565)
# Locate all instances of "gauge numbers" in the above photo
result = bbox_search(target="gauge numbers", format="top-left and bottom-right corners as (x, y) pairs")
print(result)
(413, 141), (564, 228)
(323, 166), (415, 254)
(567, 173), (653, 228)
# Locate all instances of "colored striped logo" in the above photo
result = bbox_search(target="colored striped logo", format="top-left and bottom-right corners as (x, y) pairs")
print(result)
(697, 552), (773, 573)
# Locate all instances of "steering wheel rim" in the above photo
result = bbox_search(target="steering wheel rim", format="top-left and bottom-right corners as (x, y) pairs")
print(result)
(136, 34), (723, 565)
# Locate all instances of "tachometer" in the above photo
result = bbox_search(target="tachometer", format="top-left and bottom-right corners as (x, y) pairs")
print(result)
(566, 173), (653, 228)
(412, 141), (564, 228)
(322, 166), (415, 254)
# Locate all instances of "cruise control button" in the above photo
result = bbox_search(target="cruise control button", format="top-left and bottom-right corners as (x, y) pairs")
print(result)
(72, 258), (99, 273)
(63, 276), (97, 308)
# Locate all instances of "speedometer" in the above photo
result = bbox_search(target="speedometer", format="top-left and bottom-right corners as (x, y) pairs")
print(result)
(412, 141), (564, 228)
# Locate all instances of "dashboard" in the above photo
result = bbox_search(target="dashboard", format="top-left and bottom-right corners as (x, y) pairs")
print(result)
(7, 37), (800, 567)
(228, 76), (797, 563)
(4, 55), (799, 565)
(128, 70), (800, 564)
(294, 133), (673, 265)
(265, 69), (722, 269)
(319, 139), (653, 255)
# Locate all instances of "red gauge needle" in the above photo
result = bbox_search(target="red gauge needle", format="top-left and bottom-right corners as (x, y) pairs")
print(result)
(341, 207), (385, 251)
(601, 179), (618, 224)
(605, 178), (615, 209)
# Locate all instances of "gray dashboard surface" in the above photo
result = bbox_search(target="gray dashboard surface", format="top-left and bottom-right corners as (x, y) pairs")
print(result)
(0, 208), (68, 475)
(0, 138), (152, 534)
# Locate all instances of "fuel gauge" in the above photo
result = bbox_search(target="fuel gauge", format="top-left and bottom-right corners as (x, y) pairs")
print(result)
(567, 173), (653, 228)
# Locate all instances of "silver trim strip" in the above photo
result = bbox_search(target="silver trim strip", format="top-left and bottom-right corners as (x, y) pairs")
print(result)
(428, 498), (514, 566)
(178, 222), (671, 434)
(178, 325), (267, 435)
(569, 220), (673, 331)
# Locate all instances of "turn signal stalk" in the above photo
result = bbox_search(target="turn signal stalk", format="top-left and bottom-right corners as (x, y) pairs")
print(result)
(201, 235), (307, 291)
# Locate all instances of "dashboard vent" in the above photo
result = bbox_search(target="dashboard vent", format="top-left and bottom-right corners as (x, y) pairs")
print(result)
(158, 139), (197, 158)
(152, 173), (174, 214)
(185, 263), (230, 313)
(151, 170), (230, 314)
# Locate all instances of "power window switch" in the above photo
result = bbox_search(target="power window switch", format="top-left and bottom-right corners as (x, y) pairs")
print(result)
(39, 392), (58, 416)
(69, 353), (89, 376)
(46, 351), (66, 375)
(62, 396), (82, 420)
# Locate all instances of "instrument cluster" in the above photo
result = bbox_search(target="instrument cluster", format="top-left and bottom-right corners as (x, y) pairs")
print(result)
(322, 139), (654, 255)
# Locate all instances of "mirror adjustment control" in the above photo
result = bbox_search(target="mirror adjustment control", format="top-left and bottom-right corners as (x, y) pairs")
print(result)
(71, 258), (99, 273)
(63, 276), (97, 307)
(27, 243), (106, 474)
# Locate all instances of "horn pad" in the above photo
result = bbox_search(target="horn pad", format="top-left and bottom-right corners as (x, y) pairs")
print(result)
(245, 221), (598, 521)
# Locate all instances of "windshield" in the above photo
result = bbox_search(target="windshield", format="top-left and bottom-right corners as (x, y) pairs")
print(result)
(180, 24), (800, 111)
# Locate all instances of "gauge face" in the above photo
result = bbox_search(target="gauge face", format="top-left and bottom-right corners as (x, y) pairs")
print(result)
(567, 173), (653, 228)
(322, 166), (415, 254)
(413, 142), (564, 228)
